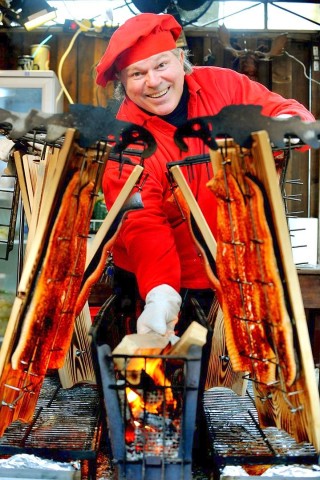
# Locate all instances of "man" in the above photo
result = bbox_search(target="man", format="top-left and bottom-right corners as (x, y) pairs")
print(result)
(96, 13), (315, 338)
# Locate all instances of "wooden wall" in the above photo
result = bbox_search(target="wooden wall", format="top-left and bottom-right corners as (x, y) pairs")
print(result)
(0, 26), (319, 224)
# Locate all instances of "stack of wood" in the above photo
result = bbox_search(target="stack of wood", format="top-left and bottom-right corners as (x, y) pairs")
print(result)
(112, 320), (208, 380)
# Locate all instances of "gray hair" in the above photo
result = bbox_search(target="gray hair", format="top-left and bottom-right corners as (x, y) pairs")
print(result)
(114, 48), (193, 101)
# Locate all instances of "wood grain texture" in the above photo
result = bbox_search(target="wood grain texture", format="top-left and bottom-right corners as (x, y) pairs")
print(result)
(169, 165), (247, 394)
(207, 132), (320, 451)
(58, 302), (96, 389)
(0, 132), (109, 436)
(250, 131), (320, 450)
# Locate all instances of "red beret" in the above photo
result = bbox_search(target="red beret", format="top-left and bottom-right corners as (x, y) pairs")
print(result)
(96, 13), (182, 87)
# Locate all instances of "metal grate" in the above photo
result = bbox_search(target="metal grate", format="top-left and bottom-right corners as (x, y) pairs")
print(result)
(203, 385), (318, 470)
(0, 172), (20, 260)
(96, 342), (203, 480)
(0, 374), (101, 477)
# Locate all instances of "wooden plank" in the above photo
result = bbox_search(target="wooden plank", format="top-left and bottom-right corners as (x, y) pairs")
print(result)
(58, 148), (139, 389)
(13, 151), (31, 226)
(250, 130), (320, 451)
(169, 164), (247, 395)
(24, 157), (46, 260)
(86, 164), (144, 269)
(39, 146), (60, 212)
(22, 154), (38, 208)
(207, 132), (320, 450)
(18, 129), (77, 295)
(111, 332), (170, 384)
(59, 302), (96, 389)
(0, 130), (108, 434)
(167, 321), (207, 356)
(209, 132), (320, 450)
(0, 130), (76, 378)
(112, 332), (169, 370)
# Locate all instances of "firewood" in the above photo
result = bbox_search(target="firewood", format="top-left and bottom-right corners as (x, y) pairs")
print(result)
(112, 333), (169, 385)
(112, 333), (169, 371)
(166, 321), (207, 356)
(112, 322), (208, 385)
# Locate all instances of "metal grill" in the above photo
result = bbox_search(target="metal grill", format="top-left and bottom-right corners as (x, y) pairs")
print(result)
(203, 385), (318, 470)
(96, 342), (203, 480)
(0, 374), (101, 478)
(0, 171), (20, 260)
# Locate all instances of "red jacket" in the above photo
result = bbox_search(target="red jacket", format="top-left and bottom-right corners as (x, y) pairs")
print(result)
(102, 66), (315, 299)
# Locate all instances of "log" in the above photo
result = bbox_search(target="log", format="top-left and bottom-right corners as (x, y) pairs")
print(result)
(111, 322), (208, 384)
(112, 333), (169, 372)
(166, 321), (207, 356)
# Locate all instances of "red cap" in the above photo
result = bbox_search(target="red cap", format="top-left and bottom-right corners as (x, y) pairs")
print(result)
(96, 13), (182, 87)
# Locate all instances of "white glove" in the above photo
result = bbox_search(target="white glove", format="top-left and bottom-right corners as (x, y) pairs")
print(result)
(137, 284), (182, 336)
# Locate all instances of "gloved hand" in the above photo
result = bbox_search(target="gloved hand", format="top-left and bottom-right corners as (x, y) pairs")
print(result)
(137, 284), (182, 337)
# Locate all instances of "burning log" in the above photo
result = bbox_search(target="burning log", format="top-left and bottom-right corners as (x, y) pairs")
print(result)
(112, 321), (207, 384)
(112, 332), (170, 384)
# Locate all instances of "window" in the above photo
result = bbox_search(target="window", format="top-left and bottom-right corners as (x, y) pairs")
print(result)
(46, 1), (320, 31)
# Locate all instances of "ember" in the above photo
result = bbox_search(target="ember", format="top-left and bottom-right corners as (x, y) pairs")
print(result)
(95, 326), (205, 480)
(124, 355), (178, 416)
(117, 355), (183, 459)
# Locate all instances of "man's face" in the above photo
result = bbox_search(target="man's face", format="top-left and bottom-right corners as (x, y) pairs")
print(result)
(120, 50), (185, 116)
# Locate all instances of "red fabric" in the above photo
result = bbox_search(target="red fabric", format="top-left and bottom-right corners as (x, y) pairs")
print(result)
(102, 66), (315, 300)
(96, 13), (182, 87)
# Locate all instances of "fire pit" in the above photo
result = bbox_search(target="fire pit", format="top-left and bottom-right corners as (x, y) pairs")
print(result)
(95, 342), (203, 480)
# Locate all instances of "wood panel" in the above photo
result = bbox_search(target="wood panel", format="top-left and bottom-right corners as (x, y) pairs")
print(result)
(205, 132), (320, 451)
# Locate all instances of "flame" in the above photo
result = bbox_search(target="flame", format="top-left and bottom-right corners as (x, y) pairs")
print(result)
(123, 354), (184, 457)
(125, 356), (177, 419)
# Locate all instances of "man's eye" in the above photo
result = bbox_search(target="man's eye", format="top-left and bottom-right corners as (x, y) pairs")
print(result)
(131, 71), (142, 78)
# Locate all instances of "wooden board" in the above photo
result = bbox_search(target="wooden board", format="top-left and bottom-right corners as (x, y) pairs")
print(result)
(169, 164), (247, 396)
(59, 163), (144, 389)
(0, 130), (110, 436)
(14, 151), (31, 226)
(250, 131), (320, 451)
(0, 130), (77, 378)
(59, 302), (96, 389)
(208, 131), (320, 452)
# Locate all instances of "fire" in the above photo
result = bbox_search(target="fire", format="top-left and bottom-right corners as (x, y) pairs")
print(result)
(125, 355), (177, 419)
(120, 353), (184, 459)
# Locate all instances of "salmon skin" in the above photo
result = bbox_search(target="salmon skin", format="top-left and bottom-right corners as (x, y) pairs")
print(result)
(207, 166), (296, 387)
(0, 171), (94, 435)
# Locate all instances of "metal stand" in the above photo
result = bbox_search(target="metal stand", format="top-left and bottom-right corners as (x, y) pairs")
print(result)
(0, 374), (101, 480)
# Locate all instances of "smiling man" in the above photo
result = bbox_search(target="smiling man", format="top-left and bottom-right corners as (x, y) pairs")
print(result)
(119, 49), (185, 116)
(95, 13), (314, 339)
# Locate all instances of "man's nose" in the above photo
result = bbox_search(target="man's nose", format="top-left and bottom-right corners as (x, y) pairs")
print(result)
(145, 70), (160, 86)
